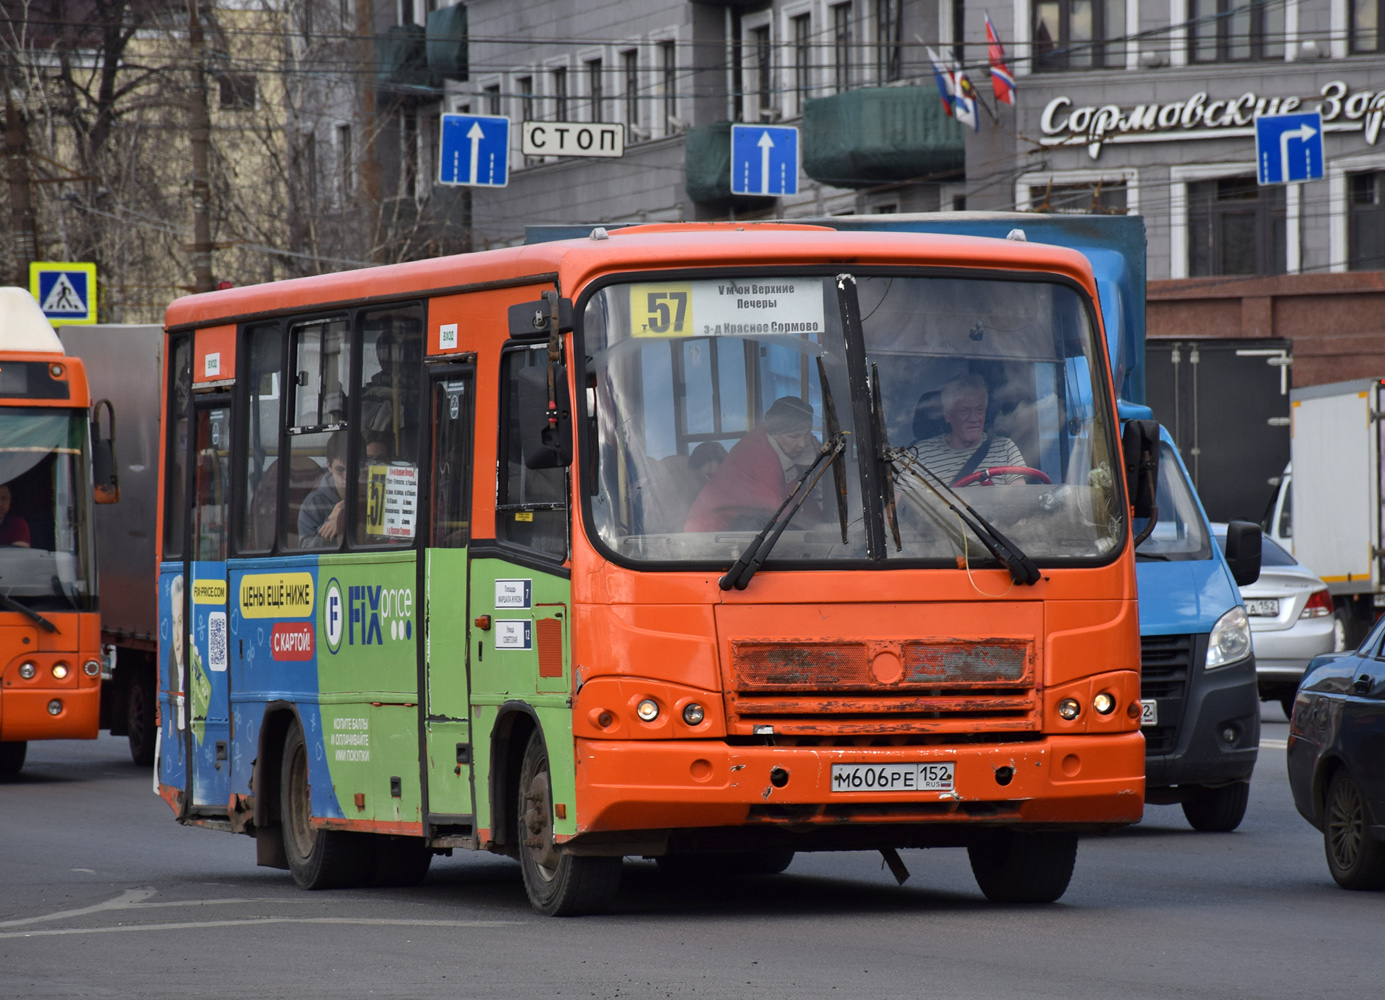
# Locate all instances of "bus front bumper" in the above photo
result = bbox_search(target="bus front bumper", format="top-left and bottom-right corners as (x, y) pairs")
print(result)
(0, 684), (100, 742)
(572, 732), (1145, 837)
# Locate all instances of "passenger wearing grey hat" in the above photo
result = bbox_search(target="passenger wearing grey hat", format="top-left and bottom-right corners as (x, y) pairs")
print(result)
(685, 396), (819, 532)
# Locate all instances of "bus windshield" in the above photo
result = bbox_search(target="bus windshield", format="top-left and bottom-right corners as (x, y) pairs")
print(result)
(582, 272), (1123, 568)
(0, 409), (95, 611)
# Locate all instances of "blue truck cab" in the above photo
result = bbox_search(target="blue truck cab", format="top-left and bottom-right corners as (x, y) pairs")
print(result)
(526, 214), (1263, 829)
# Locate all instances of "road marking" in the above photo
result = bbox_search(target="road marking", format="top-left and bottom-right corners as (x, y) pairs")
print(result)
(1261, 738), (1287, 749)
(0, 887), (156, 928)
(0, 917), (520, 940)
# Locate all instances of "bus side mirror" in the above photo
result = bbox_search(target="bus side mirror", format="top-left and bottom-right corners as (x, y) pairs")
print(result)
(517, 363), (572, 469)
(1121, 419), (1159, 542)
(1224, 520), (1262, 587)
(91, 398), (120, 504)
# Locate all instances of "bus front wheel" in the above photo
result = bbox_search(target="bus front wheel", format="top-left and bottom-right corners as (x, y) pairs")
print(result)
(967, 829), (1077, 903)
(280, 720), (372, 889)
(517, 730), (621, 916)
(0, 741), (26, 776)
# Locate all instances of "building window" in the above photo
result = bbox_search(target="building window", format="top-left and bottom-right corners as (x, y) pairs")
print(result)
(337, 123), (352, 205)
(622, 50), (640, 133)
(1033, 180), (1129, 214)
(752, 26), (772, 120)
(1190, 0), (1284, 62)
(660, 40), (677, 131)
(517, 75), (534, 123)
(952, 0), (965, 61)
(1349, 171), (1385, 270)
(1032, 0), (1126, 70)
(552, 66), (568, 121)
(1188, 177), (1285, 277)
(219, 74), (256, 111)
(587, 58), (604, 122)
(876, 0), (901, 82)
(483, 84), (501, 116)
(1351, 0), (1382, 52)
(792, 14), (811, 113)
(832, 3), (852, 92)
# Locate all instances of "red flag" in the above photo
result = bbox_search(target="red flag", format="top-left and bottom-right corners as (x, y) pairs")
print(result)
(985, 14), (1016, 106)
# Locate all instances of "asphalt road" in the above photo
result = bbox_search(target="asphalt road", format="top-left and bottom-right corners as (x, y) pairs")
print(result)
(1, 704), (1377, 1000)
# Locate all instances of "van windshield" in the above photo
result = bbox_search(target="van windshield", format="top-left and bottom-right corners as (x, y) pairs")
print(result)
(1136, 445), (1211, 562)
(580, 272), (1125, 569)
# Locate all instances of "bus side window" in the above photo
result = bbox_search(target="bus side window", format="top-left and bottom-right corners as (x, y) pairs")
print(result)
(498, 347), (567, 560)
(238, 323), (283, 553)
(163, 336), (191, 560)
(285, 317), (349, 551)
(355, 304), (424, 546)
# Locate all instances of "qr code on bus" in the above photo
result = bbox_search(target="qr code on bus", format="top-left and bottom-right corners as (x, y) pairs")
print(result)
(208, 611), (228, 672)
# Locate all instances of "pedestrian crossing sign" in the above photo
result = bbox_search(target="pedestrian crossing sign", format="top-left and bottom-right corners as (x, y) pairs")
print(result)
(29, 262), (96, 324)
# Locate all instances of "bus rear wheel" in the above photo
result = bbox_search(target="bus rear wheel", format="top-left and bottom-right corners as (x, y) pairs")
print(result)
(280, 720), (372, 889)
(126, 670), (157, 767)
(967, 829), (1077, 903)
(0, 740), (26, 776)
(517, 730), (621, 916)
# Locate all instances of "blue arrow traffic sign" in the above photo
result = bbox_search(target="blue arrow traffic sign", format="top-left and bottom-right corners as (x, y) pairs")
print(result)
(730, 124), (799, 197)
(438, 113), (509, 188)
(1255, 112), (1324, 185)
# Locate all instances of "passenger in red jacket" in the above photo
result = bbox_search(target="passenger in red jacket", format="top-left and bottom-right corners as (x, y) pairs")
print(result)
(685, 396), (818, 532)
(0, 484), (30, 548)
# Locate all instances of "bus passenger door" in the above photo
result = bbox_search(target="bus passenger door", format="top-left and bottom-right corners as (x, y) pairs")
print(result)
(422, 367), (475, 821)
(188, 399), (232, 811)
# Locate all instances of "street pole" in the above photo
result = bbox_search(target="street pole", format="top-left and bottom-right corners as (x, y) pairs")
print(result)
(188, 0), (214, 293)
(4, 64), (39, 287)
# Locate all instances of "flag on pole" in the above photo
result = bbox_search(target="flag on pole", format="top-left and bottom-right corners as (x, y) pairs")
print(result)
(985, 14), (1016, 105)
(926, 47), (955, 117)
(952, 65), (980, 131)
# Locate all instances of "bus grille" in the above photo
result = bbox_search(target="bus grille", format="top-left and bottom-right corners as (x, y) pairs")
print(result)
(1141, 633), (1193, 756)
(727, 639), (1039, 735)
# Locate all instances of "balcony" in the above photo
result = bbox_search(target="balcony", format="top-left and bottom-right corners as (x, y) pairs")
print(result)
(376, 25), (437, 94)
(425, 4), (467, 82)
(803, 86), (964, 189)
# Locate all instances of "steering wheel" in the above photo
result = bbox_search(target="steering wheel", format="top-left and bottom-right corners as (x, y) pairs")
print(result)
(952, 465), (1052, 487)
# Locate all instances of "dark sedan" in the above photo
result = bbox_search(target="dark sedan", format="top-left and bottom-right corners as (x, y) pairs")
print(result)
(1287, 613), (1385, 890)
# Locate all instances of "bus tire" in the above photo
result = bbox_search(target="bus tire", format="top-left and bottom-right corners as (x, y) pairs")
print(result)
(126, 670), (157, 767)
(1323, 769), (1385, 891)
(656, 849), (795, 877)
(372, 837), (433, 887)
(967, 829), (1077, 904)
(0, 740), (26, 776)
(280, 720), (372, 890)
(1181, 781), (1250, 833)
(517, 730), (621, 916)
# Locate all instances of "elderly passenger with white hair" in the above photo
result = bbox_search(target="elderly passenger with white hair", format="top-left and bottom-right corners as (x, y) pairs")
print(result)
(914, 373), (1026, 485)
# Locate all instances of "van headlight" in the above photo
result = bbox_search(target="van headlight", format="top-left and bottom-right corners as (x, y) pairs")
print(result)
(1206, 607), (1252, 668)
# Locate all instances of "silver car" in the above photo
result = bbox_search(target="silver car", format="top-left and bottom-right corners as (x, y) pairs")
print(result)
(1213, 524), (1338, 717)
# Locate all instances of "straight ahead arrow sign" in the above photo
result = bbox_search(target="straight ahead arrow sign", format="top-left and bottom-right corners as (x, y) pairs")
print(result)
(467, 122), (485, 186)
(758, 131), (774, 196)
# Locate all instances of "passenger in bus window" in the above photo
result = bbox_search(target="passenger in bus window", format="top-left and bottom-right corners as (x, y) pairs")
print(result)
(685, 396), (819, 532)
(0, 484), (31, 547)
(298, 432), (348, 547)
(913, 373), (1025, 486)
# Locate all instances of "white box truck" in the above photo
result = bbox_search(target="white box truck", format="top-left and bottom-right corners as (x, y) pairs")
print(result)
(1267, 377), (1385, 648)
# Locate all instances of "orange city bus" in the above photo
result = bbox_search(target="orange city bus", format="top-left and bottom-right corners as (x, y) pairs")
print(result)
(0, 289), (116, 775)
(155, 224), (1156, 914)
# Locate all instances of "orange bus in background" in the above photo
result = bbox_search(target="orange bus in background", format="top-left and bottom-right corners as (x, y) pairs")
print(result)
(0, 289), (117, 775)
(156, 224), (1158, 914)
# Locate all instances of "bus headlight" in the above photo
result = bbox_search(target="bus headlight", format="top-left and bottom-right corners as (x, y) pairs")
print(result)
(51, 663), (69, 680)
(1057, 698), (1081, 720)
(636, 699), (659, 722)
(18, 662), (36, 679)
(682, 703), (705, 725)
(1206, 607), (1252, 668)
(1092, 691), (1116, 715)
(47, 699), (63, 715)
(83, 660), (101, 677)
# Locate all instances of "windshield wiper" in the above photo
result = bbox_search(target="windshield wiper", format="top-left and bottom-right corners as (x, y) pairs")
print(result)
(884, 447), (1041, 587)
(720, 433), (848, 591)
(869, 364), (902, 551)
(0, 591), (59, 632)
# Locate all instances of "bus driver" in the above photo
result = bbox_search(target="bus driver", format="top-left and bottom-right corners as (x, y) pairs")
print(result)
(914, 373), (1025, 486)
